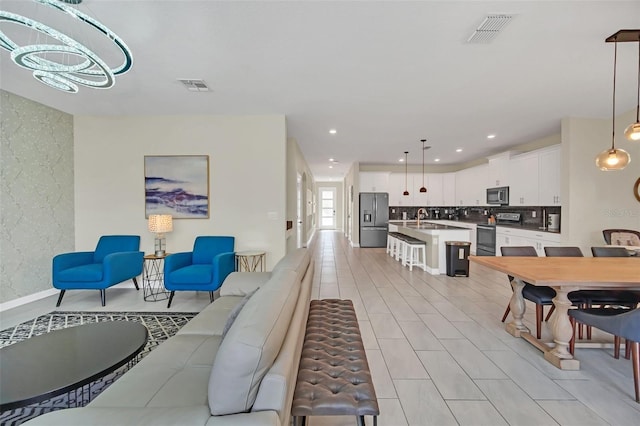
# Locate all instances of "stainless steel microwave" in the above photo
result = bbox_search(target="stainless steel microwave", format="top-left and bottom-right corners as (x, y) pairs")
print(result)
(487, 186), (509, 205)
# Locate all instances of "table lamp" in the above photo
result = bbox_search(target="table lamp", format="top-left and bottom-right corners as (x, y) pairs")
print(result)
(148, 214), (173, 256)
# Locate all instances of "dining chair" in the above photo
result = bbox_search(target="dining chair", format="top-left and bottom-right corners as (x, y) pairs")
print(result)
(591, 246), (632, 257)
(500, 246), (576, 339)
(568, 307), (640, 403)
(602, 229), (640, 246)
(544, 246), (640, 342)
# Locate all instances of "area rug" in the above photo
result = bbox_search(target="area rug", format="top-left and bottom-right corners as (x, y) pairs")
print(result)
(0, 311), (197, 426)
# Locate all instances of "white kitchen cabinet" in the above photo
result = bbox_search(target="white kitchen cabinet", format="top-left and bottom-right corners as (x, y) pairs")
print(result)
(538, 145), (561, 205)
(389, 172), (414, 206)
(425, 173), (444, 206)
(487, 152), (512, 188)
(359, 172), (390, 193)
(508, 153), (539, 206)
(496, 227), (561, 257)
(412, 172), (428, 206)
(456, 164), (488, 206)
(443, 173), (456, 206)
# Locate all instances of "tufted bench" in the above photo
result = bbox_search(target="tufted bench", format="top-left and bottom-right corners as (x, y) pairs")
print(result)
(291, 299), (379, 426)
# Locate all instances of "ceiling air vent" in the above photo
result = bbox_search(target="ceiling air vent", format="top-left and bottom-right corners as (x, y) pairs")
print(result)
(467, 14), (514, 44)
(178, 79), (210, 92)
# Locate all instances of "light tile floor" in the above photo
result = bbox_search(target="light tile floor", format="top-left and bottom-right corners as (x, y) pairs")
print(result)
(1, 230), (639, 425)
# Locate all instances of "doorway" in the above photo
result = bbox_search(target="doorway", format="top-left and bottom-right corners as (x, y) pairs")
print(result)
(319, 187), (336, 229)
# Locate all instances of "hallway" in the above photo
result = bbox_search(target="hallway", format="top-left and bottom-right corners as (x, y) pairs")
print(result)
(308, 230), (640, 425)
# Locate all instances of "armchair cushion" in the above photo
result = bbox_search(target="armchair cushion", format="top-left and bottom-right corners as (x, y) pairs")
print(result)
(57, 264), (103, 282)
(168, 265), (213, 285)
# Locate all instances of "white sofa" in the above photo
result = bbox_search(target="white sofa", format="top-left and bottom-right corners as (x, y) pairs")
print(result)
(27, 248), (314, 426)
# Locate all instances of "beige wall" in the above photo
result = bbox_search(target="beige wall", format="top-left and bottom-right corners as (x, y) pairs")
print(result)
(286, 137), (315, 252)
(74, 115), (287, 270)
(561, 109), (640, 253)
(0, 90), (74, 305)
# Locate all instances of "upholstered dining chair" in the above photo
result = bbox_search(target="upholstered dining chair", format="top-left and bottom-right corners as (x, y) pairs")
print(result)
(500, 246), (584, 339)
(52, 235), (144, 307)
(544, 246), (640, 341)
(164, 236), (235, 308)
(591, 246), (633, 257)
(602, 229), (640, 247)
(569, 307), (640, 403)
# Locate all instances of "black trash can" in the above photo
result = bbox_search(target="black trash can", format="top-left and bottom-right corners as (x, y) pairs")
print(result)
(445, 241), (471, 277)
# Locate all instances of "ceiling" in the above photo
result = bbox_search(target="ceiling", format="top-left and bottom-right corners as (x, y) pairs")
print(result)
(1, 1), (639, 181)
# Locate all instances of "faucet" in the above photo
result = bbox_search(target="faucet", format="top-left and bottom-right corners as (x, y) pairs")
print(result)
(416, 208), (427, 226)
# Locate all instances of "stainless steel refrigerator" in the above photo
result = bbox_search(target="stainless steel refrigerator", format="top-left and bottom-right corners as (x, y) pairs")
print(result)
(359, 192), (389, 247)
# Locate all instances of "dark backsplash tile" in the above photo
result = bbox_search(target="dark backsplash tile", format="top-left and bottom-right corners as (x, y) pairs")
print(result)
(389, 205), (562, 229)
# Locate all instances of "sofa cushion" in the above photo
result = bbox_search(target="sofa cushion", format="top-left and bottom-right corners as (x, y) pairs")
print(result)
(208, 269), (299, 415)
(178, 296), (243, 336)
(272, 248), (311, 283)
(220, 272), (271, 296)
(221, 289), (258, 340)
(168, 264), (213, 285)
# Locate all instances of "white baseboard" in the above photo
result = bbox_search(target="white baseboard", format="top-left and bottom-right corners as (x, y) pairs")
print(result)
(0, 288), (58, 312)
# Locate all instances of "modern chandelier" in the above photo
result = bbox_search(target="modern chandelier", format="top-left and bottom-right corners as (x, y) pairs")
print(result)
(0, 0), (133, 93)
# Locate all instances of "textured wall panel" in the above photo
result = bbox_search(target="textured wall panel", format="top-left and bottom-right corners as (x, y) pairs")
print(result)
(0, 90), (74, 304)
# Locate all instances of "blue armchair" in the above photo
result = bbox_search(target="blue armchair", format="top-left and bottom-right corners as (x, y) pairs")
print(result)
(164, 236), (235, 308)
(53, 235), (144, 307)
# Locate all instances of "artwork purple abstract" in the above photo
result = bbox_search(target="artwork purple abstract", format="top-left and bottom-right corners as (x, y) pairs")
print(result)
(144, 155), (209, 218)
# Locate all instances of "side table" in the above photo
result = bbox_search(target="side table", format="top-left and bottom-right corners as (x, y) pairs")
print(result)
(143, 254), (170, 301)
(235, 250), (266, 272)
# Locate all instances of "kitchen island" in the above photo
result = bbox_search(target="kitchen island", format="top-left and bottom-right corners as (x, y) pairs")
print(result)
(389, 221), (472, 275)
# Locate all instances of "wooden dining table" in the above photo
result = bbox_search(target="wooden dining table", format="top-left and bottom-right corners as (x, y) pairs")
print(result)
(469, 256), (640, 370)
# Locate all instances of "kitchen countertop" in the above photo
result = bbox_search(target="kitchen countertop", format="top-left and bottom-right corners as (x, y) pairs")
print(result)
(389, 219), (561, 234)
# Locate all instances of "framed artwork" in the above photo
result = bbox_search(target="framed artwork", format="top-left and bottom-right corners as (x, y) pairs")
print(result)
(144, 155), (209, 218)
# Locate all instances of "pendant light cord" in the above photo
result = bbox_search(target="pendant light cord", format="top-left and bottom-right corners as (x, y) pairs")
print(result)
(611, 39), (617, 150)
(421, 140), (425, 187)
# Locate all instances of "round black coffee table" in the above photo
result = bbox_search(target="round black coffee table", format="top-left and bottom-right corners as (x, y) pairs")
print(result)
(0, 321), (148, 411)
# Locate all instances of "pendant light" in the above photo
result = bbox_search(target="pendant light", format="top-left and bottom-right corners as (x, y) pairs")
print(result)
(419, 139), (427, 193)
(624, 34), (640, 141)
(403, 151), (409, 196)
(596, 35), (630, 171)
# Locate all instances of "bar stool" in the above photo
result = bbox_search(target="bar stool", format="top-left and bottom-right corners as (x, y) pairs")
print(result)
(394, 234), (407, 262)
(386, 232), (398, 257)
(402, 238), (427, 272)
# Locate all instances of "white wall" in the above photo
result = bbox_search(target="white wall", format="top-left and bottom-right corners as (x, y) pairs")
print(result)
(74, 115), (287, 270)
(286, 137), (315, 252)
(562, 110), (640, 253)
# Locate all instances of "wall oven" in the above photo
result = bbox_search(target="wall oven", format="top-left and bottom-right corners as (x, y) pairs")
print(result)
(476, 224), (496, 256)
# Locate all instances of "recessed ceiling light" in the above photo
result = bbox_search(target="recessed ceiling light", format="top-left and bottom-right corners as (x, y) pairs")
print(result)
(434, 158), (440, 162)
(487, 134), (496, 139)
(456, 148), (463, 152)
(329, 158), (334, 162)
(399, 158), (404, 162)
(329, 165), (333, 168)
(329, 129), (337, 134)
